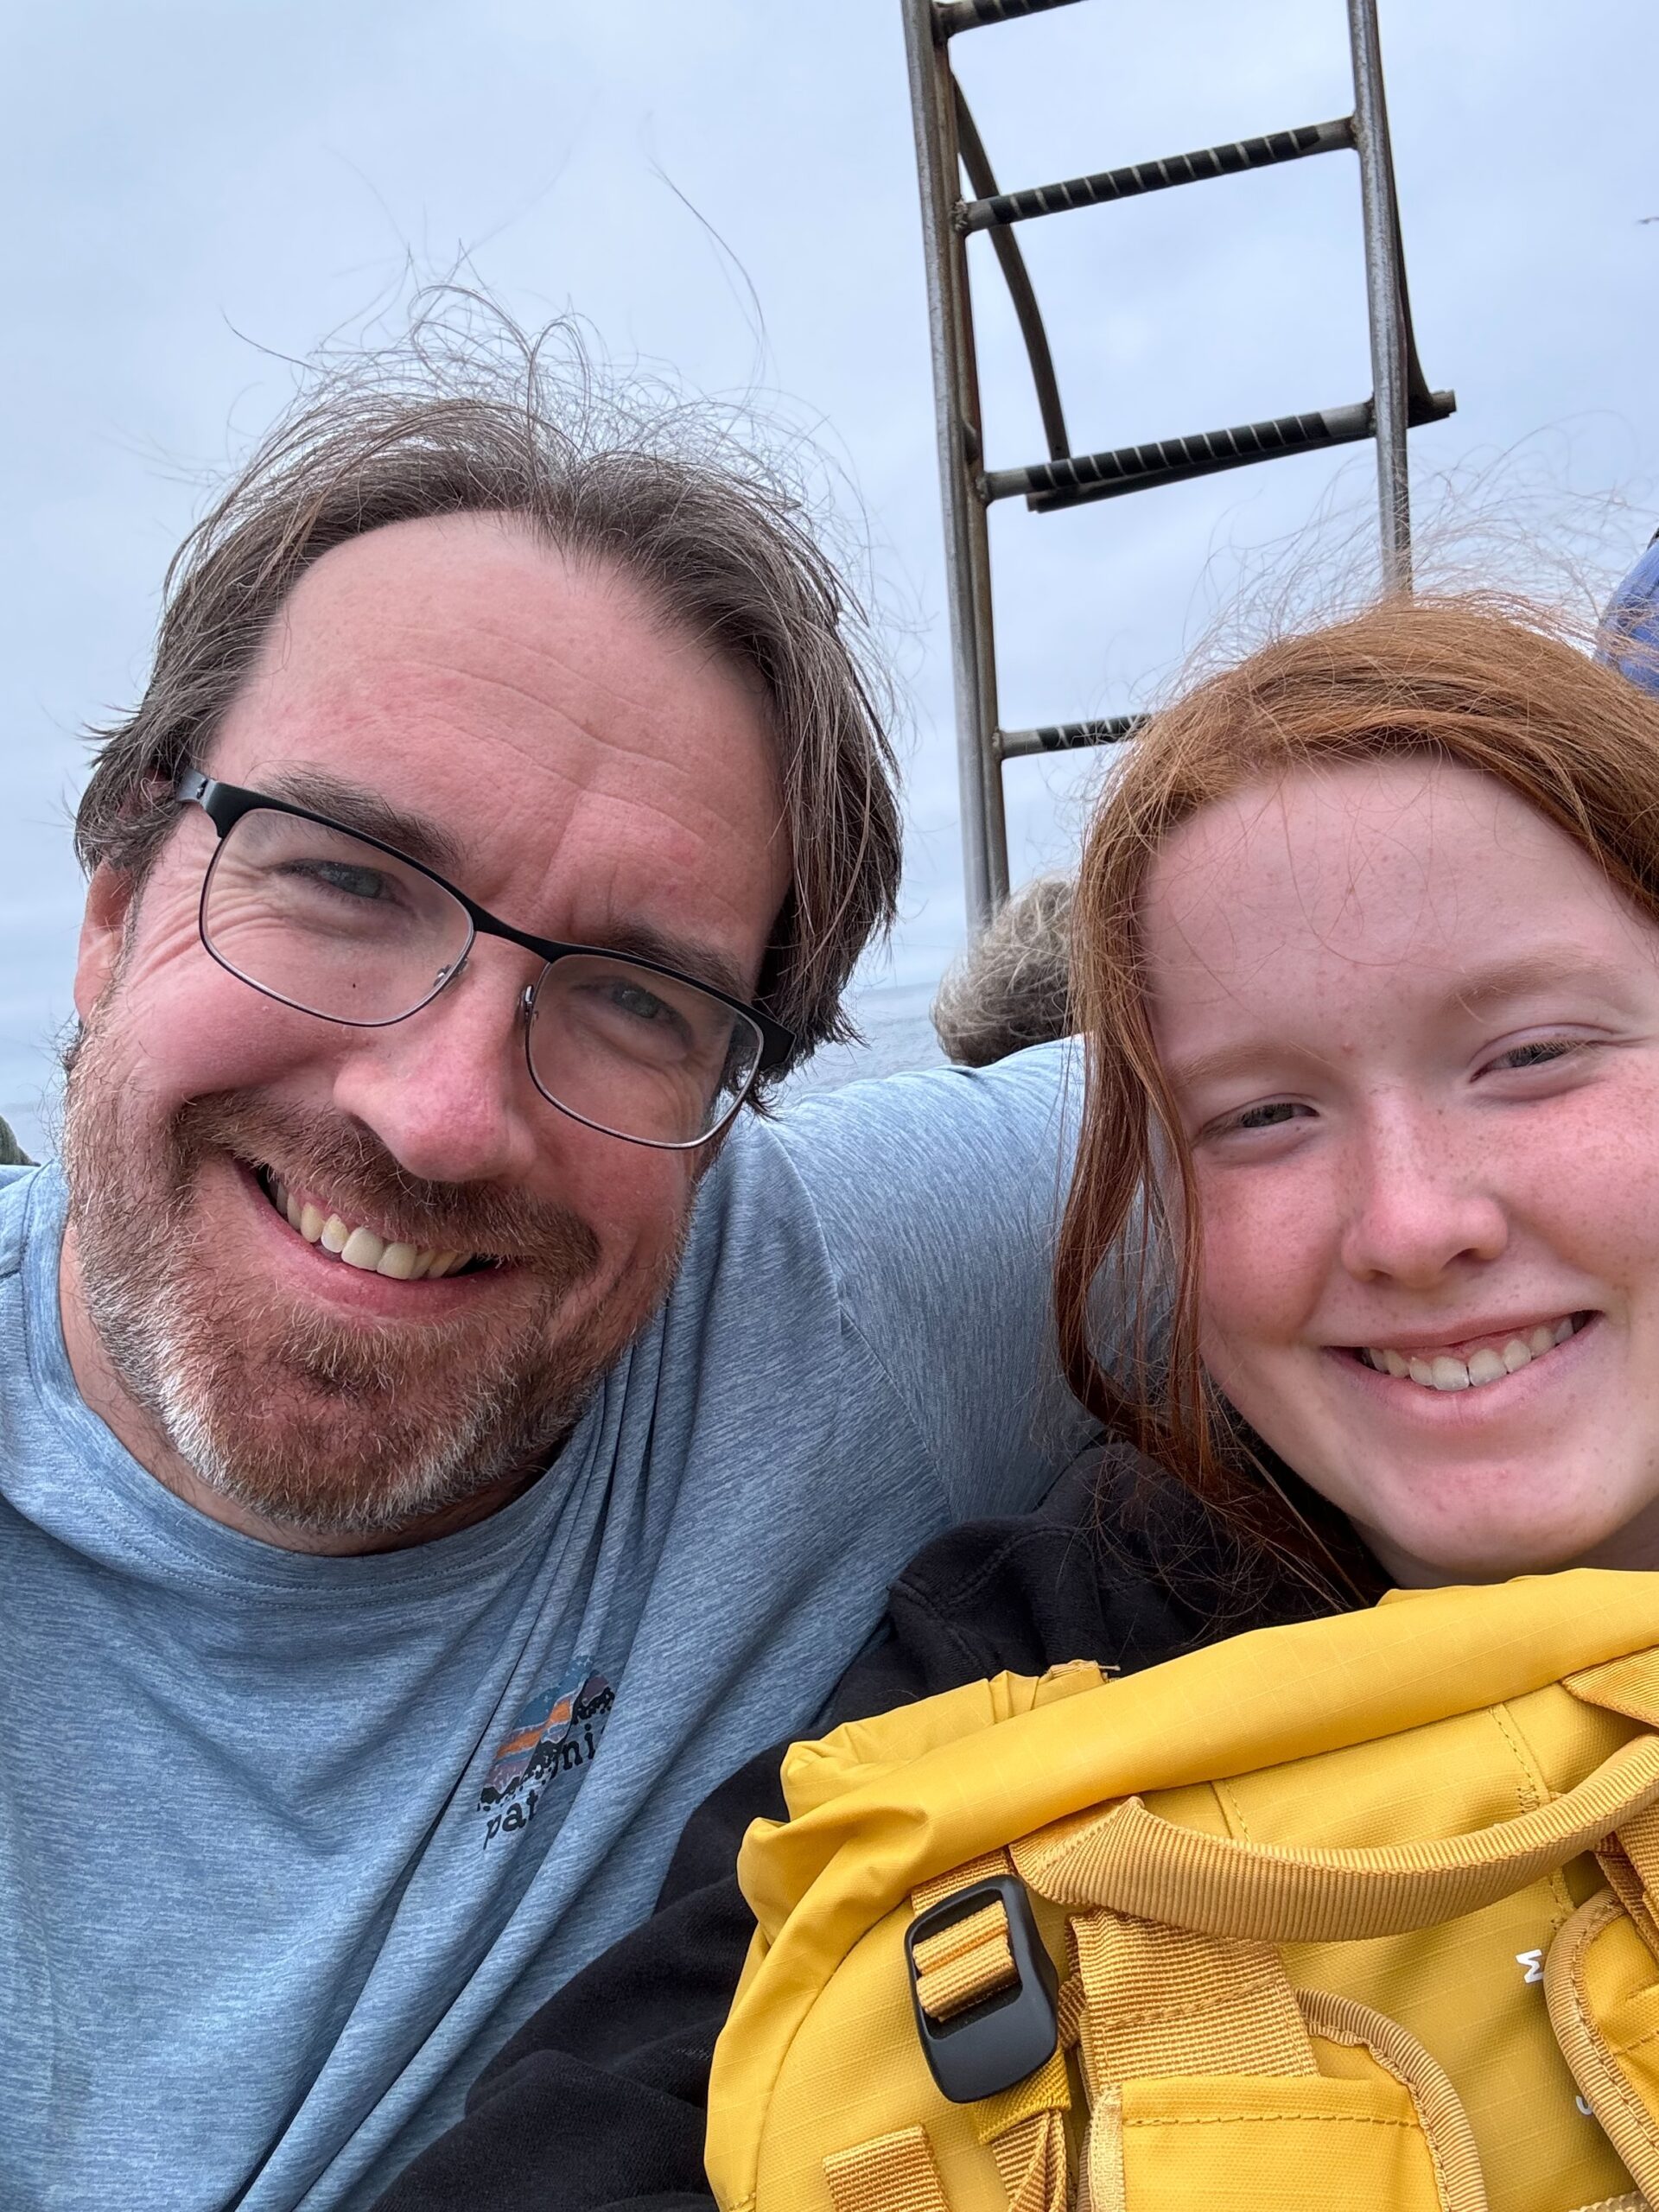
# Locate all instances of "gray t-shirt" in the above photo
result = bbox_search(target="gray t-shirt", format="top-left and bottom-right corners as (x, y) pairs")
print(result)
(0, 1044), (1084, 2210)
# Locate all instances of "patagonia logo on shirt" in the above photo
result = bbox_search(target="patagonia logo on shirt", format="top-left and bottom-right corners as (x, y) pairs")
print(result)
(477, 1660), (614, 1847)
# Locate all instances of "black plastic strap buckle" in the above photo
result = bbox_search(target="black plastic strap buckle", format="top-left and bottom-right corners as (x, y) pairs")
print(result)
(905, 1872), (1060, 2104)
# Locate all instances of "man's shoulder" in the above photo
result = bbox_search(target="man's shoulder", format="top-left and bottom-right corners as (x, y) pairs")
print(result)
(0, 1162), (45, 1284)
(753, 1041), (1075, 1229)
(658, 1045), (1086, 1518)
(773, 1039), (1072, 1147)
(682, 1042), (1075, 1308)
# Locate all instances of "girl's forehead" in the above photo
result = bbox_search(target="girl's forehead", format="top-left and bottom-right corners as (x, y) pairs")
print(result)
(1143, 757), (1610, 982)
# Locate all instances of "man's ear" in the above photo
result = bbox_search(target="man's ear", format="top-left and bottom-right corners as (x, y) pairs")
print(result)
(73, 865), (137, 1020)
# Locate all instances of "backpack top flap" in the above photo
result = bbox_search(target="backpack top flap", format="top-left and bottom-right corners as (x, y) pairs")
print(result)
(710, 1570), (1659, 2212)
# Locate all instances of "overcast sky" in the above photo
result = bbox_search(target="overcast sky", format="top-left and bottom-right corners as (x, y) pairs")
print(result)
(2, 0), (1654, 1152)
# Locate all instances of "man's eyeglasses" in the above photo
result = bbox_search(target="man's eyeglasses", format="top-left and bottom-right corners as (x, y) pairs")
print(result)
(174, 771), (794, 1151)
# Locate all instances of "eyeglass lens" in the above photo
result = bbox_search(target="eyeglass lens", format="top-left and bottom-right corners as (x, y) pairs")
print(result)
(200, 805), (763, 1147)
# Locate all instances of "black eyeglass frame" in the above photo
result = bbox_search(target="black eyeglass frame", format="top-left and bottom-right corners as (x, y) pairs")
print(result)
(174, 769), (796, 1149)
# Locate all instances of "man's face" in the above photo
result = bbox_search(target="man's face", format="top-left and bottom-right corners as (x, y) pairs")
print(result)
(62, 514), (791, 1546)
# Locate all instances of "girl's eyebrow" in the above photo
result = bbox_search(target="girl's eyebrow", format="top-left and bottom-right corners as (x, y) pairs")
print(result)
(1168, 947), (1639, 1094)
(1448, 946), (1634, 1014)
(1165, 1038), (1330, 1095)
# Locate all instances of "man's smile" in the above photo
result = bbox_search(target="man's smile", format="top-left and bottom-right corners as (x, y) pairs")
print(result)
(257, 1165), (493, 1281)
(221, 1156), (518, 1324)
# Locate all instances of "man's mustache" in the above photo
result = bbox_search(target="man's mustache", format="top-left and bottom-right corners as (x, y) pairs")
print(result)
(175, 1091), (601, 1272)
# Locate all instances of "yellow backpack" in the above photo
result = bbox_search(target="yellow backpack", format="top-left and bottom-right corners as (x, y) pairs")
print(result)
(705, 1572), (1659, 2212)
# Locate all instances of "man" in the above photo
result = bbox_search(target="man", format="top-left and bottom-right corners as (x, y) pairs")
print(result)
(1, 320), (1085, 2210)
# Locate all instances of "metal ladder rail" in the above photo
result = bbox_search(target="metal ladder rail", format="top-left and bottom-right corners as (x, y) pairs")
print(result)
(901, 0), (1456, 926)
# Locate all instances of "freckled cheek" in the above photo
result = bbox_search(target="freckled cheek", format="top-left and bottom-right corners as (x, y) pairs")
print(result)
(1193, 1167), (1336, 1349)
(1503, 1105), (1659, 1288)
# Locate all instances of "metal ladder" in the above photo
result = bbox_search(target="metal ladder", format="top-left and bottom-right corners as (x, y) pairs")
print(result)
(901, 0), (1456, 929)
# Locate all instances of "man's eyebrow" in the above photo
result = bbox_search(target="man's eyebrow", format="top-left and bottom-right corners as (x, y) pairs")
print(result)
(596, 921), (754, 1005)
(261, 767), (467, 877)
(256, 768), (760, 1001)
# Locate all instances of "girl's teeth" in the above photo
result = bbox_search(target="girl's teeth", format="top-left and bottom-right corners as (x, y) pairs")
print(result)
(1365, 1319), (1580, 1393)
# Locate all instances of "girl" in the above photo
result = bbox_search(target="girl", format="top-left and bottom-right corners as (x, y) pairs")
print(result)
(375, 588), (1659, 2212)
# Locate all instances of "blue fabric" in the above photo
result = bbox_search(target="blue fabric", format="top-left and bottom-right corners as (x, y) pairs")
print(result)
(1599, 530), (1659, 691)
(0, 1044), (1086, 2210)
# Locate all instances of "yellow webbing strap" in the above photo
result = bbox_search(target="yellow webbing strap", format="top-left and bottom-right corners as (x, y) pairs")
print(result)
(1598, 1816), (1659, 1961)
(912, 1848), (1015, 1916)
(1014, 1733), (1659, 1943)
(985, 2106), (1069, 2212)
(912, 1899), (1018, 2024)
(1081, 2083), (1126, 2212)
(1618, 1802), (1659, 1868)
(910, 1849), (1020, 2027)
(976, 2052), (1072, 2212)
(1069, 1908), (1317, 2094)
(1545, 1891), (1659, 2206)
(823, 2125), (952, 2212)
(892, 1852), (1071, 2212)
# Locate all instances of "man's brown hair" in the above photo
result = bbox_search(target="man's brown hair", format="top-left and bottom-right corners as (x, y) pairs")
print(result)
(76, 303), (902, 1078)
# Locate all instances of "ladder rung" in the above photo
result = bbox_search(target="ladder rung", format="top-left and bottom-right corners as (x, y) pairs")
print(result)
(959, 118), (1353, 232)
(934, 0), (1084, 34)
(982, 390), (1456, 512)
(1000, 716), (1143, 759)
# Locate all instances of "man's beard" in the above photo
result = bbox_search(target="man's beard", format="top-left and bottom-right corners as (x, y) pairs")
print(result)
(59, 1022), (681, 1539)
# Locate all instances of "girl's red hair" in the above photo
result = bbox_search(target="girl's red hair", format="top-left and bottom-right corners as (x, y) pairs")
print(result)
(1054, 594), (1659, 1586)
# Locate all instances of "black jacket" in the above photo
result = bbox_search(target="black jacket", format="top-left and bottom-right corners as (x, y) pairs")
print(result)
(373, 1447), (1339, 2212)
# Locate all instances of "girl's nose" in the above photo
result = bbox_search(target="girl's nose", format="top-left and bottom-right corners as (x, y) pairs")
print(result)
(1338, 1106), (1509, 1289)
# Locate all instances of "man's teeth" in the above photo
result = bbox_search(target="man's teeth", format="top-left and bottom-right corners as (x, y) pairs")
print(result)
(264, 1174), (472, 1280)
(1361, 1316), (1579, 1392)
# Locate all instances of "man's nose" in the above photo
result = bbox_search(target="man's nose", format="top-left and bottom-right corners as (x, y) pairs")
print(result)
(1338, 1103), (1510, 1289)
(326, 947), (545, 1189)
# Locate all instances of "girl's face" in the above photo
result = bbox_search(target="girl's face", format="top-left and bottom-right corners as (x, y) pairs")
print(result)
(1142, 756), (1659, 1586)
